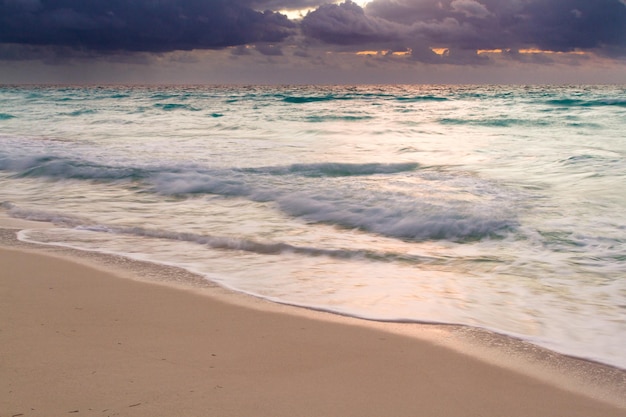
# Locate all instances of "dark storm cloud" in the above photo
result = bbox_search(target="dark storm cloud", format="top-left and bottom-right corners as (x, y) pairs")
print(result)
(0, 0), (296, 52)
(301, 1), (404, 45)
(1, 0), (625, 66)
(508, 0), (626, 53)
(302, 0), (626, 60)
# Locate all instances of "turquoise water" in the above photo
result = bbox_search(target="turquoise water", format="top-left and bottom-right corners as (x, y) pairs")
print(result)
(1, 84), (625, 368)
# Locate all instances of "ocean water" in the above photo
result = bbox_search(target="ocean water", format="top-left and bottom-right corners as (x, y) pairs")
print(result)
(1, 84), (625, 369)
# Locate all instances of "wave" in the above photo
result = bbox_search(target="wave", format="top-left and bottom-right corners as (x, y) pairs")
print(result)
(305, 114), (373, 122)
(154, 103), (201, 111)
(0, 154), (418, 182)
(281, 94), (354, 104)
(241, 162), (420, 177)
(150, 171), (516, 241)
(546, 98), (626, 107)
(0, 154), (515, 242)
(151, 171), (252, 196)
(275, 191), (515, 241)
(62, 109), (97, 117)
(281, 93), (448, 104)
(560, 154), (597, 164)
(78, 225), (439, 263)
(3, 202), (439, 264)
(149, 92), (180, 100)
(109, 93), (131, 99)
(1, 201), (90, 228)
(0, 113), (15, 120)
(558, 153), (624, 173)
(395, 95), (448, 102)
(439, 117), (550, 128)
(0, 155), (147, 181)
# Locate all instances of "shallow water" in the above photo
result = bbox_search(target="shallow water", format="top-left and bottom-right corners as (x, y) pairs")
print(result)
(1, 84), (625, 368)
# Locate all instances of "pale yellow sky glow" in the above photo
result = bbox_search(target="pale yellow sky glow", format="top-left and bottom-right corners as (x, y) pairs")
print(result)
(477, 49), (589, 56)
(281, 0), (370, 19)
(355, 50), (410, 56)
(353, 48), (590, 57)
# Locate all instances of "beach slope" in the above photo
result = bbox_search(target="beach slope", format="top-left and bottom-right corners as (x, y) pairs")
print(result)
(1, 247), (624, 417)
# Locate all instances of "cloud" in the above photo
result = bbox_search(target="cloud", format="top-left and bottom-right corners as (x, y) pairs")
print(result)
(248, 0), (325, 10)
(1, 0), (625, 70)
(300, 1), (504, 61)
(450, 0), (492, 18)
(255, 43), (284, 56)
(298, 0), (625, 63)
(363, 0), (626, 54)
(301, 1), (404, 45)
(507, 0), (626, 52)
(0, 0), (296, 52)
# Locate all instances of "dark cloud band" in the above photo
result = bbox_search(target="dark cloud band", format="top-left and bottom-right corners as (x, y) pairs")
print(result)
(1, 0), (625, 62)
(0, 0), (295, 52)
(303, 0), (626, 59)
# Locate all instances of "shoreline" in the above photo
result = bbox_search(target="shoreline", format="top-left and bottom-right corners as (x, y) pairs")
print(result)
(1, 224), (625, 415)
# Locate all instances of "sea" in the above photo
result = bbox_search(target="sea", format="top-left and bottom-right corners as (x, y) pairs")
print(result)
(1, 84), (625, 369)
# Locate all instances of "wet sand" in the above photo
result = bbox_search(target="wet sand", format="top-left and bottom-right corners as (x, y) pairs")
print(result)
(1, 229), (625, 416)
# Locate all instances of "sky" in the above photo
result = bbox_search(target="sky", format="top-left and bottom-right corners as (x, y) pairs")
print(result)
(1, 0), (625, 84)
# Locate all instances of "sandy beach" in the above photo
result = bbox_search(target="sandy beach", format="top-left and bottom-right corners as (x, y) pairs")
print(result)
(2, 228), (625, 417)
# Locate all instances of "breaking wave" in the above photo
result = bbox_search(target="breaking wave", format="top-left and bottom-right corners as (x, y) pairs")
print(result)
(241, 162), (419, 177)
(4, 202), (440, 264)
(0, 153), (515, 242)
(0, 155), (418, 182)
(0, 155), (146, 181)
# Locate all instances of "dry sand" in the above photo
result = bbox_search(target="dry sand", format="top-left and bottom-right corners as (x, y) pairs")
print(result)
(2, 238), (625, 417)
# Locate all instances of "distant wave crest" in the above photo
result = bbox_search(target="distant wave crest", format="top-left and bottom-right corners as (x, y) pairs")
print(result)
(281, 94), (354, 104)
(395, 95), (448, 102)
(546, 98), (626, 107)
(439, 117), (551, 128)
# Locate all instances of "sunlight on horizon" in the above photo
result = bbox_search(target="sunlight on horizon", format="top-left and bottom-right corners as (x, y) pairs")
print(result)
(280, 1), (371, 19)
